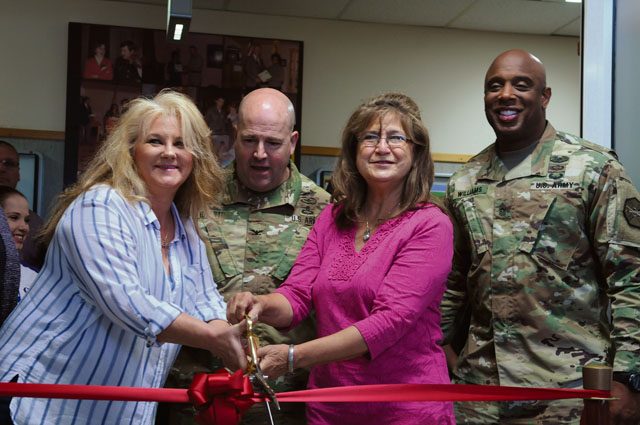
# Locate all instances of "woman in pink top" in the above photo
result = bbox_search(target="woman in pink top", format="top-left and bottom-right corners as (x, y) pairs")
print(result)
(228, 92), (455, 424)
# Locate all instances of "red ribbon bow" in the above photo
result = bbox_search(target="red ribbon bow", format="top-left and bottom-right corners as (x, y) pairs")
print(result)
(187, 369), (257, 425)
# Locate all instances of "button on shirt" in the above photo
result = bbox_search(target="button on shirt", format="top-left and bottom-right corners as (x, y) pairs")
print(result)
(0, 185), (226, 425)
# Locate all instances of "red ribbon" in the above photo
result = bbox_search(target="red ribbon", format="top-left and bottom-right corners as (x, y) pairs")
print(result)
(187, 369), (256, 425)
(0, 376), (610, 425)
(0, 381), (189, 403)
(275, 383), (609, 403)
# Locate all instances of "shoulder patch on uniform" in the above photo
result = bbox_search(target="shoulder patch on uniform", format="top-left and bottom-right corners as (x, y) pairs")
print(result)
(623, 198), (640, 228)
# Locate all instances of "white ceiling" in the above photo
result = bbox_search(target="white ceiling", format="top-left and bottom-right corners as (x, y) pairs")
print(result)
(114, 0), (582, 37)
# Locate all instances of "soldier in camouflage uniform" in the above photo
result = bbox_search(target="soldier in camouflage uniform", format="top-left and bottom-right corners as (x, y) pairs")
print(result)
(441, 49), (640, 424)
(160, 88), (330, 425)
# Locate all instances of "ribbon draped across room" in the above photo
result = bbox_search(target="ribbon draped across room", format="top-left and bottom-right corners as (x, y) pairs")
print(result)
(0, 369), (610, 425)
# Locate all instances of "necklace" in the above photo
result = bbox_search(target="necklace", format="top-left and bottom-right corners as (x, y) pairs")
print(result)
(363, 221), (372, 242)
(161, 232), (171, 249)
(160, 215), (174, 249)
(362, 203), (400, 243)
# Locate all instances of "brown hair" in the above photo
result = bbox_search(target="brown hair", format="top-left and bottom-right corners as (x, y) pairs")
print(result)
(40, 89), (225, 245)
(331, 92), (435, 229)
(0, 186), (27, 206)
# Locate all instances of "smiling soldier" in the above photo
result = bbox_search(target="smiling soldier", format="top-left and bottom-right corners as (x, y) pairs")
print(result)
(441, 49), (640, 425)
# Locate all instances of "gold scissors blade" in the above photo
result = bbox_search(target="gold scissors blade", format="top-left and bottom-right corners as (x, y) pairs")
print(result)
(245, 314), (280, 411)
(252, 369), (280, 410)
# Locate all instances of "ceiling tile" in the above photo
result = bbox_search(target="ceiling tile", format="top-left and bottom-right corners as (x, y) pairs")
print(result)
(105, 0), (582, 37)
(341, 0), (476, 26)
(553, 17), (581, 36)
(448, 0), (581, 35)
(194, 0), (226, 10)
(220, 0), (350, 19)
(110, 0), (165, 4)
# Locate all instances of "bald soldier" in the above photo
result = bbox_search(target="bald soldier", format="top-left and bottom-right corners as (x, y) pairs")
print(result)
(442, 49), (640, 424)
(160, 88), (330, 425)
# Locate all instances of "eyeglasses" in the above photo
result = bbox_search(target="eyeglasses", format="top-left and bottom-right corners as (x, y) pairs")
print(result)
(358, 133), (411, 148)
(0, 159), (19, 168)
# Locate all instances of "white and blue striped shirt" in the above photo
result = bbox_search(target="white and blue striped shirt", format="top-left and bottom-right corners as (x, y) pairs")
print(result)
(0, 185), (226, 424)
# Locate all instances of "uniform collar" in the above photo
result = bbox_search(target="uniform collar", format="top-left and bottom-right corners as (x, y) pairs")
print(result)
(477, 122), (557, 182)
(223, 160), (301, 210)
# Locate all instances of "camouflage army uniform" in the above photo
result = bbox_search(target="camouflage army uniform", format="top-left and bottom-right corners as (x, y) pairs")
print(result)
(441, 124), (640, 424)
(161, 161), (330, 425)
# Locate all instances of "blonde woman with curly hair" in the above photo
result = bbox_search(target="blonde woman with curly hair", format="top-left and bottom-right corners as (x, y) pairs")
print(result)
(0, 90), (246, 425)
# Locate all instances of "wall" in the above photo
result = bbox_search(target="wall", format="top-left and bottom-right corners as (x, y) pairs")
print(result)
(614, 0), (640, 185)
(0, 0), (580, 215)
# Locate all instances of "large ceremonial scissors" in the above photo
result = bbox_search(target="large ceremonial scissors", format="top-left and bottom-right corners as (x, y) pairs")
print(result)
(246, 315), (280, 424)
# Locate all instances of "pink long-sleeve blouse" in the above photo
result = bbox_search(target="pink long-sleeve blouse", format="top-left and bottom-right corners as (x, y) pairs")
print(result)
(276, 203), (455, 425)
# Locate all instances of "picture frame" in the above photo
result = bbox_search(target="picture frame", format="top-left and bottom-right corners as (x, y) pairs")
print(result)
(206, 44), (224, 68)
(64, 22), (304, 185)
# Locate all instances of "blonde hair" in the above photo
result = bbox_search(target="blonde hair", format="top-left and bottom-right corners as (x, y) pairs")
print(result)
(331, 92), (435, 229)
(41, 89), (225, 245)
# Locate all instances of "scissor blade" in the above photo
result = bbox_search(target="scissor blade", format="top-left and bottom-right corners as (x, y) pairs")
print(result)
(264, 399), (275, 425)
(253, 372), (280, 410)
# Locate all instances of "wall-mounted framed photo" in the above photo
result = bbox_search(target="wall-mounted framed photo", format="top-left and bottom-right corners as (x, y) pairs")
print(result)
(206, 44), (224, 68)
(64, 22), (304, 185)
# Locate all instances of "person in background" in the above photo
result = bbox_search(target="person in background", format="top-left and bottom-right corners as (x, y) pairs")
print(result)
(204, 96), (232, 166)
(0, 207), (20, 423)
(0, 142), (20, 192)
(0, 140), (44, 271)
(204, 96), (229, 141)
(442, 49), (640, 425)
(0, 206), (19, 327)
(227, 101), (239, 135)
(83, 42), (113, 80)
(0, 187), (37, 300)
(186, 45), (203, 87)
(243, 43), (265, 92)
(166, 49), (183, 87)
(79, 96), (94, 144)
(214, 101), (240, 167)
(228, 92), (455, 425)
(103, 103), (121, 138)
(120, 97), (131, 114)
(267, 53), (285, 91)
(0, 90), (246, 425)
(114, 40), (142, 84)
(161, 88), (330, 425)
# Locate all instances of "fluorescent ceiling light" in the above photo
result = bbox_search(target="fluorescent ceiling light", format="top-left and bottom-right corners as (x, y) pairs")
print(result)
(167, 0), (191, 42)
(565, 0), (582, 3)
(173, 24), (184, 41)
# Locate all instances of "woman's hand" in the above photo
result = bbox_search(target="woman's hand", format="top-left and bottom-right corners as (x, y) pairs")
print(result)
(226, 292), (263, 324)
(257, 344), (289, 380)
(206, 319), (247, 372)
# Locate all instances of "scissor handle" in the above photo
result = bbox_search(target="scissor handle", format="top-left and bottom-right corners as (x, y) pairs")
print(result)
(246, 314), (261, 374)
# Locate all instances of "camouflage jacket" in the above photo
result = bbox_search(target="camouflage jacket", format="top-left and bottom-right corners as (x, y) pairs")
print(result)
(442, 123), (640, 388)
(168, 161), (330, 394)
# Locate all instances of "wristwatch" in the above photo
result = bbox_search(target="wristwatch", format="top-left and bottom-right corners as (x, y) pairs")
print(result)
(612, 372), (640, 392)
